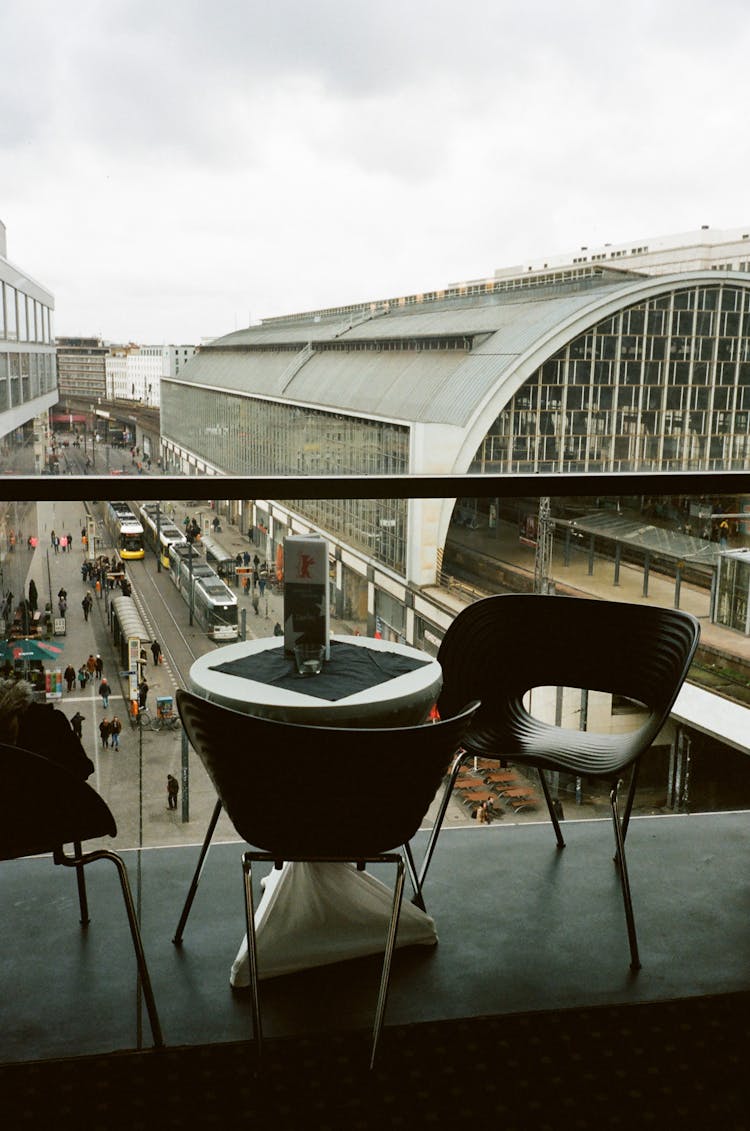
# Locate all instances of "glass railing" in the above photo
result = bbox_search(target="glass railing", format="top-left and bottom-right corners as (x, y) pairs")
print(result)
(1, 472), (750, 853)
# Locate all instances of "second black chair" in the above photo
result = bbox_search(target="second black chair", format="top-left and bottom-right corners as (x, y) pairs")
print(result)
(417, 594), (700, 970)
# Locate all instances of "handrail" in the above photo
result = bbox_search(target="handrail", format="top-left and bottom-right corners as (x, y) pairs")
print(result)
(1, 469), (749, 504)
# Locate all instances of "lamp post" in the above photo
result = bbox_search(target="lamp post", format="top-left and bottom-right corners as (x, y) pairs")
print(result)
(156, 501), (162, 573)
(188, 538), (194, 625)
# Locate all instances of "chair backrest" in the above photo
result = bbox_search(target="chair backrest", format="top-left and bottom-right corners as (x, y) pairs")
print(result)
(0, 742), (116, 862)
(177, 690), (479, 857)
(437, 594), (700, 758)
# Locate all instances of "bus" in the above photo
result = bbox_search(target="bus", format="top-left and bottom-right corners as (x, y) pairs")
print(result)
(167, 541), (238, 640)
(104, 501), (145, 560)
(138, 503), (187, 569)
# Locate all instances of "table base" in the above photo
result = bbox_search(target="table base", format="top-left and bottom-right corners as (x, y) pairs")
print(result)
(230, 862), (438, 984)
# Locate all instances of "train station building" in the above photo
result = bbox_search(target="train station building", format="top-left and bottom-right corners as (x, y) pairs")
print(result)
(161, 227), (750, 642)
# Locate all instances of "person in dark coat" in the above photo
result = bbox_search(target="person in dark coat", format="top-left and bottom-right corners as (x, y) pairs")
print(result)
(0, 679), (94, 779)
(70, 711), (85, 739)
(64, 664), (76, 693)
(138, 680), (149, 709)
(150, 640), (162, 666)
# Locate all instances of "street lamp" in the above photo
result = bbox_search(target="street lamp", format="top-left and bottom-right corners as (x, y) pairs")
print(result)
(188, 538), (194, 625)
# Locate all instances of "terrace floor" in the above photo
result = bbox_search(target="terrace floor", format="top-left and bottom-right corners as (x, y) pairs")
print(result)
(2, 809), (749, 1066)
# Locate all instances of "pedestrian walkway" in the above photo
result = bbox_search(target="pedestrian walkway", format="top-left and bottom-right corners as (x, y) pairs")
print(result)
(17, 501), (191, 841)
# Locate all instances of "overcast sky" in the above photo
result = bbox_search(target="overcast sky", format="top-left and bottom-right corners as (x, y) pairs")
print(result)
(2, 0), (749, 344)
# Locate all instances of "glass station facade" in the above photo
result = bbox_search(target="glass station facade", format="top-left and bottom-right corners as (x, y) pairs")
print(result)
(161, 384), (409, 572)
(472, 283), (750, 475)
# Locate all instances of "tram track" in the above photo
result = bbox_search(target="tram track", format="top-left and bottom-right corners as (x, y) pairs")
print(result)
(124, 559), (209, 691)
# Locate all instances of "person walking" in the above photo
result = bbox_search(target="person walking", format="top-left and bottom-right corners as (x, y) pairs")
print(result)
(251, 592), (260, 616)
(82, 592), (93, 621)
(86, 654), (96, 677)
(138, 679), (149, 710)
(98, 677), (111, 709)
(110, 715), (122, 750)
(99, 717), (111, 749)
(64, 664), (76, 693)
(167, 774), (179, 810)
(150, 639), (162, 666)
(77, 666), (88, 691)
(94, 655), (103, 679)
(70, 711), (85, 739)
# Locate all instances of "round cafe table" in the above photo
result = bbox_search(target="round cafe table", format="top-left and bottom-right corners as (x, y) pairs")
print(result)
(185, 633), (444, 983)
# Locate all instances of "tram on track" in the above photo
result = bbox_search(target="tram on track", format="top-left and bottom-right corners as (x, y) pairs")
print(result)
(104, 501), (145, 560)
(138, 503), (188, 568)
(167, 540), (238, 640)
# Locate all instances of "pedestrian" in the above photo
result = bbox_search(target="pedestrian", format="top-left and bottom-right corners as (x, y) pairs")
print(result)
(64, 664), (76, 693)
(82, 592), (92, 621)
(138, 679), (149, 709)
(99, 717), (111, 748)
(66, 533), (73, 553)
(86, 654), (96, 676)
(95, 654), (103, 679)
(167, 774), (179, 810)
(98, 677), (111, 708)
(59, 535), (67, 553)
(151, 639), (162, 666)
(110, 715), (122, 750)
(95, 578), (101, 599)
(258, 574), (266, 597)
(58, 586), (67, 602)
(58, 597), (67, 618)
(70, 711), (85, 739)
(273, 621), (283, 636)
(251, 593), (260, 616)
(77, 666), (88, 690)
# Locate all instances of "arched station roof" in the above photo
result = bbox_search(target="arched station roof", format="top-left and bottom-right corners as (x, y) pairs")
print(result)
(170, 269), (750, 435)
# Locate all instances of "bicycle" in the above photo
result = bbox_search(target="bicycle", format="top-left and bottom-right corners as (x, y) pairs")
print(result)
(136, 707), (181, 732)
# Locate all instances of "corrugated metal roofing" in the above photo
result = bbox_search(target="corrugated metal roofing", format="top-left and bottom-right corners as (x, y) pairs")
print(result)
(173, 273), (737, 427)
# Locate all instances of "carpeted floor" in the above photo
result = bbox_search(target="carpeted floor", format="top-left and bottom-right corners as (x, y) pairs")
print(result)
(2, 992), (749, 1130)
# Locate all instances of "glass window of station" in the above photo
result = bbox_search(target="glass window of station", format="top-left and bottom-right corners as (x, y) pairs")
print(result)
(472, 284), (750, 475)
(162, 385), (409, 573)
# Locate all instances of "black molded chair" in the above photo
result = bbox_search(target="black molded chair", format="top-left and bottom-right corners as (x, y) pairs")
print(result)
(175, 689), (479, 1067)
(417, 594), (700, 970)
(0, 742), (164, 1048)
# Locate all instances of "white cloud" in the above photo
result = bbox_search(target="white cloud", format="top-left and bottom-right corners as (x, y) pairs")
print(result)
(2, 0), (750, 340)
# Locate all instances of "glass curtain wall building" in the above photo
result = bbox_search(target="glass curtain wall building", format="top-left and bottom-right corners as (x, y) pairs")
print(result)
(0, 220), (57, 461)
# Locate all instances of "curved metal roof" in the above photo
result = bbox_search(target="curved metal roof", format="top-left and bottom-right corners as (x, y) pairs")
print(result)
(171, 271), (750, 429)
(111, 594), (150, 643)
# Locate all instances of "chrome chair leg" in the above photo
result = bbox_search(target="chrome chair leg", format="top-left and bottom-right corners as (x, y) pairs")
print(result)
(242, 853), (264, 1063)
(536, 769), (566, 848)
(73, 840), (90, 925)
(242, 852), (407, 1069)
(416, 751), (469, 894)
(370, 855), (405, 1070)
(402, 840), (424, 911)
(56, 846), (165, 1047)
(173, 798), (223, 944)
(609, 781), (641, 971)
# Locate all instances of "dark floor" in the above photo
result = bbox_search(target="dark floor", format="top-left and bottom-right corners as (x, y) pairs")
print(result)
(2, 811), (750, 1065)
